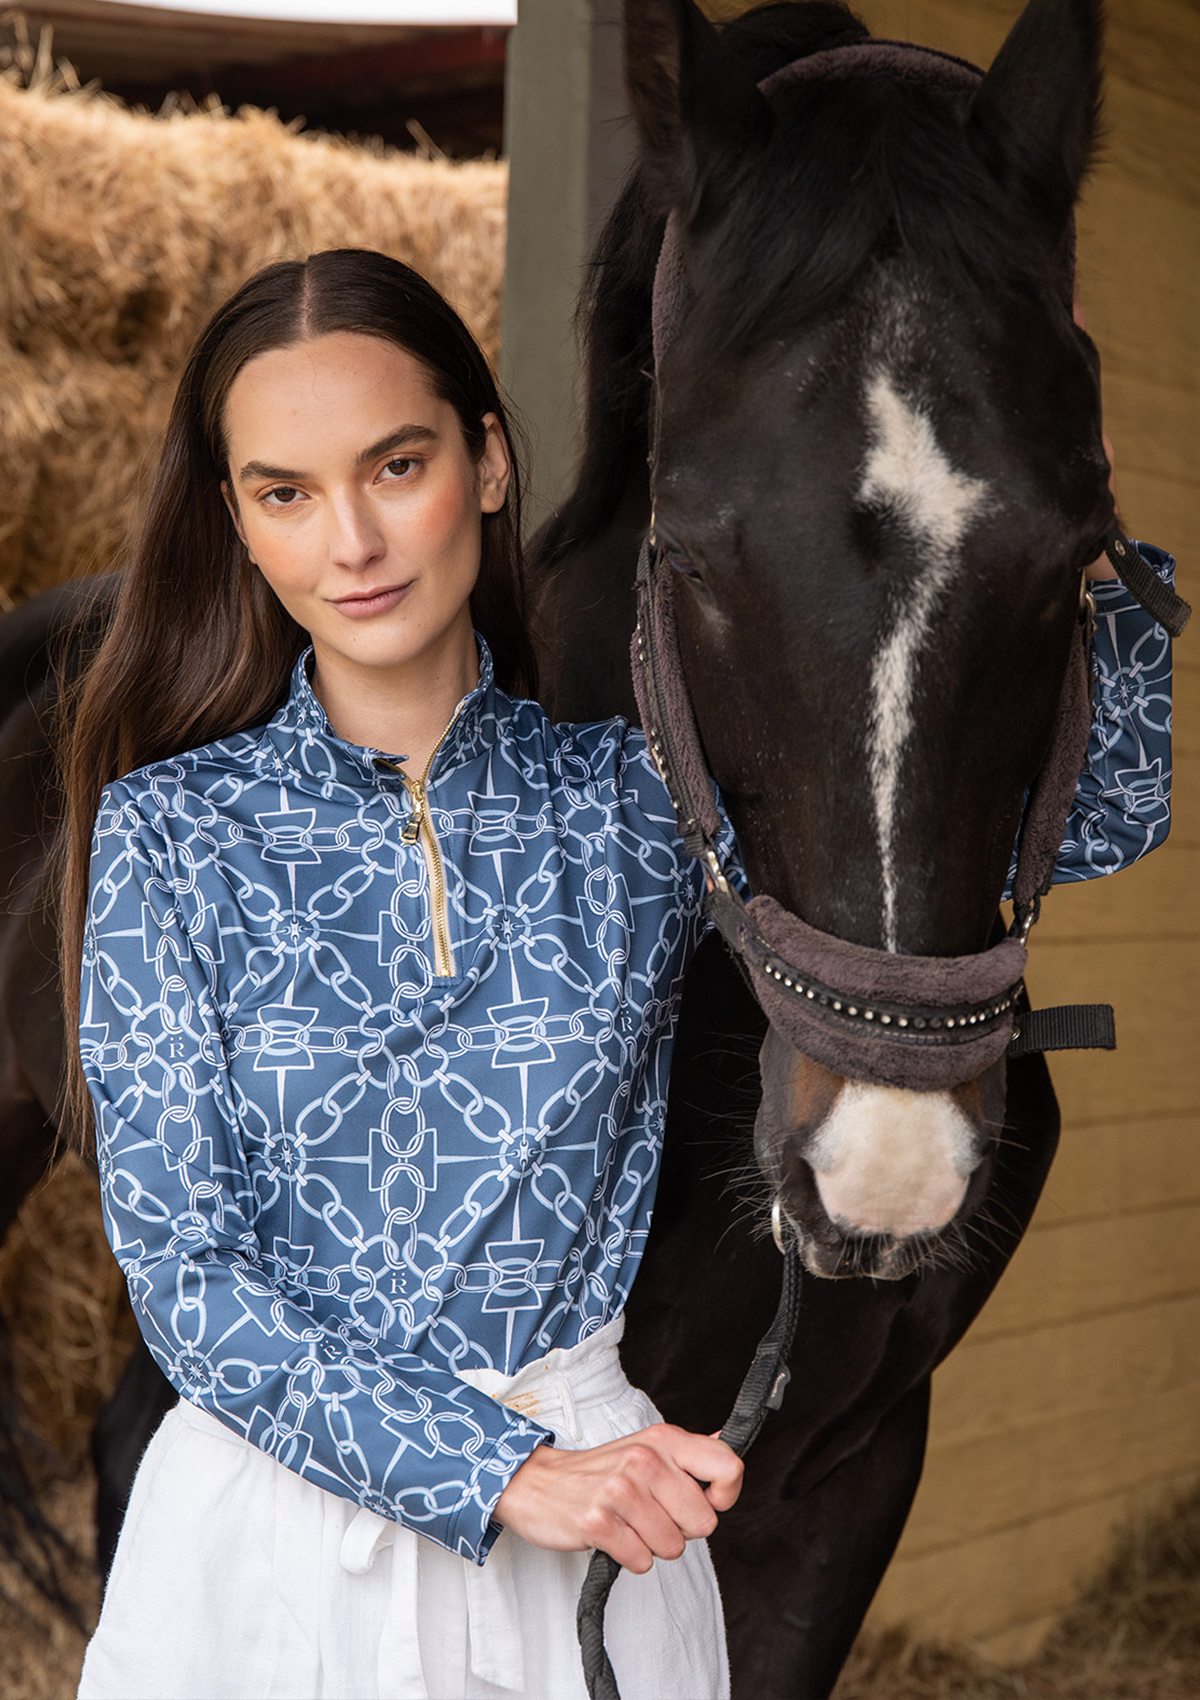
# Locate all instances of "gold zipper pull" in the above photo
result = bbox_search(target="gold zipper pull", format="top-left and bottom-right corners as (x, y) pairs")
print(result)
(401, 781), (424, 846)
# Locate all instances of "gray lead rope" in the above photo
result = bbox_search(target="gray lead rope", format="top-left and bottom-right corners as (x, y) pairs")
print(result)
(576, 1245), (804, 1700)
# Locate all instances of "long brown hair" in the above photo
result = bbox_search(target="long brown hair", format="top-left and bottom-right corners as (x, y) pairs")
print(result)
(59, 248), (537, 1146)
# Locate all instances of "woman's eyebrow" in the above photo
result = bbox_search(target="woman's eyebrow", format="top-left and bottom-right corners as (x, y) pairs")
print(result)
(237, 425), (438, 484)
(358, 424), (438, 465)
(238, 458), (307, 483)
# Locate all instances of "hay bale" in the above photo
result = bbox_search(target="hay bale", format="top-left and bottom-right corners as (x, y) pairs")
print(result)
(0, 1155), (125, 1679)
(0, 1470), (95, 1698)
(0, 36), (506, 603)
(0, 1154), (137, 1475)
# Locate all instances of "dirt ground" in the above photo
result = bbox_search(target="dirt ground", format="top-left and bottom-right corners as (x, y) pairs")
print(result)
(833, 1485), (1200, 1700)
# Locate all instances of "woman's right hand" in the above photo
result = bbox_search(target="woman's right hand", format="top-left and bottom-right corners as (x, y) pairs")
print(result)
(492, 1423), (743, 1574)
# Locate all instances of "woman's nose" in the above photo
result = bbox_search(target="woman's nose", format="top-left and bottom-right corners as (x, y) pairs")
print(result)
(329, 495), (386, 571)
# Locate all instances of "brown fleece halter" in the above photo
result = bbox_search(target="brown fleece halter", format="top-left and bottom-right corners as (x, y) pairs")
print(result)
(633, 542), (1108, 1091)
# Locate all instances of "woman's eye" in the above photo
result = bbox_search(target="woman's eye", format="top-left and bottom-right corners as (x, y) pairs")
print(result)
(382, 457), (416, 479)
(264, 486), (302, 506)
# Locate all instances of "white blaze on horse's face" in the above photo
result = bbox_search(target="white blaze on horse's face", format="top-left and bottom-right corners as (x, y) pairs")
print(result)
(807, 1081), (974, 1238)
(859, 373), (990, 951)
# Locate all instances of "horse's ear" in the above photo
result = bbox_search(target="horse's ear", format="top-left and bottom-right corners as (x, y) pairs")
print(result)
(622, 0), (772, 218)
(968, 0), (1102, 238)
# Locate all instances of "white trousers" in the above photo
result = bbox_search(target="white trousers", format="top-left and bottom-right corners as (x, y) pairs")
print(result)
(78, 1316), (730, 1700)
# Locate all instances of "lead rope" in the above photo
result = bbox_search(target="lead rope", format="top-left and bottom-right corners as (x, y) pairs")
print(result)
(576, 1244), (804, 1700)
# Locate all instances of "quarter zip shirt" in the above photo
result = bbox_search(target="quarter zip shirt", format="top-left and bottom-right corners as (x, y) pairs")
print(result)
(82, 556), (1174, 1564)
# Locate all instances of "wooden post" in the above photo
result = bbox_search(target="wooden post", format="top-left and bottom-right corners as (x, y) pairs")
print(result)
(500, 0), (632, 525)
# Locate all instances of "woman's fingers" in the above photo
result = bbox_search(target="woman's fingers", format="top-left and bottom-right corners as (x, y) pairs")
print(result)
(666, 1426), (744, 1511)
(602, 1424), (743, 1532)
(493, 1422), (744, 1565)
(582, 1466), (691, 1570)
(600, 1432), (719, 1546)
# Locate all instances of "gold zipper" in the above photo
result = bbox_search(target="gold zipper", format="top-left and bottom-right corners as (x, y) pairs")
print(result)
(380, 703), (463, 979)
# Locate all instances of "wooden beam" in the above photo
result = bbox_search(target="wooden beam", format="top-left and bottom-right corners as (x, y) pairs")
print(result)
(500, 0), (632, 522)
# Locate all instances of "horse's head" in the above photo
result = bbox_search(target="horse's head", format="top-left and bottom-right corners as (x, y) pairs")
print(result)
(624, 0), (1113, 1277)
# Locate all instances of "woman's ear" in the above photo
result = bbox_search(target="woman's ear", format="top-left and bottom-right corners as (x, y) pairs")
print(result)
(221, 480), (255, 560)
(477, 414), (511, 514)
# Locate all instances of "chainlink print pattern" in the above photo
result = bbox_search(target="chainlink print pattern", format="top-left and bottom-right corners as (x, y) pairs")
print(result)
(84, 643), (715, 1562)
(83, 557), (1173, 1565)
(1058, 552), (1175, 874)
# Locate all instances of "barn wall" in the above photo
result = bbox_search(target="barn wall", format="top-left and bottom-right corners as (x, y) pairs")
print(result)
(703, 0), (1199, 1659)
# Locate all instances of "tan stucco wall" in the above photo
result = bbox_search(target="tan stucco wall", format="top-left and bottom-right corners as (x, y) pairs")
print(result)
(700, 0), (1199, 1660)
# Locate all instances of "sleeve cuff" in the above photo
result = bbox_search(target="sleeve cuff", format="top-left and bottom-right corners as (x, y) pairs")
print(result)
(446, 1416), (554, 1566)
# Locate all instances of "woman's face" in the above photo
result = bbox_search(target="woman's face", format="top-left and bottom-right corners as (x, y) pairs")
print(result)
(222, 330), (509, 696)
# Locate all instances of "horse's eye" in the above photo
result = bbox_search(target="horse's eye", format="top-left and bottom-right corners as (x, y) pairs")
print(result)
(663, 546), (702, 581)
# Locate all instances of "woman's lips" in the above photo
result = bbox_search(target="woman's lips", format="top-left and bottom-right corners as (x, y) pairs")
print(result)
(331, 582), (412, 618)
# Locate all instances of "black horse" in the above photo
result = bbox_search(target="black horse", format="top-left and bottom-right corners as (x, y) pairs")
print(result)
(534, 0), (1114, 1691)
(0, 0), (1119, 1693)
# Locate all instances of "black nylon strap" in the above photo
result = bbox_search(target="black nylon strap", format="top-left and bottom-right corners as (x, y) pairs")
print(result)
(576, 1245), (803, 1700)
(1105, 531), (1191, 638)
(716, 1242), (804, 1456)
(1007, 1003), (1115, 1059)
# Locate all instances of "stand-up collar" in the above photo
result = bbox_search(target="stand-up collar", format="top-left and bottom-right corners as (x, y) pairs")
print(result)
(262, 637), (499, 794)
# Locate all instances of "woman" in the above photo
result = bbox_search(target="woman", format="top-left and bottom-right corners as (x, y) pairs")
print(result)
(63, 249), (1172, 1700)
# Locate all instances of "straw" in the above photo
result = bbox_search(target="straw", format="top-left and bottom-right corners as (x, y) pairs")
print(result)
(0, 17), (506, 604)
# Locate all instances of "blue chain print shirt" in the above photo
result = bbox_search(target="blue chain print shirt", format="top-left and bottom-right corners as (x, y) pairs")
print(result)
(82, 546), (1174, 1564)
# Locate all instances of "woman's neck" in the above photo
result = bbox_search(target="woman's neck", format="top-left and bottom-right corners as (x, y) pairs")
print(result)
(309, 619), (481, 775)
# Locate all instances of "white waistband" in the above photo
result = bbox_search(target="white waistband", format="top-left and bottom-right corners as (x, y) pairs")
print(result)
(453, 1313), (627, 1443)
(177, 1315), (633, 1595)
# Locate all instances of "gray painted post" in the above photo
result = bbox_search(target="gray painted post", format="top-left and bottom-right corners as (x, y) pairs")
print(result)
(501, 0), (633, 528)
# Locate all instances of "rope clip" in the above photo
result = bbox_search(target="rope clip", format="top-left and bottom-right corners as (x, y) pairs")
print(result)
(765, 1364), (792, 1413)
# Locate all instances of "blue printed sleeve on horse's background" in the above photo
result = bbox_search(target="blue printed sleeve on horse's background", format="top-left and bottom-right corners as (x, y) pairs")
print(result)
(80, 786), (552, 1564)
(1006, 541), (1175, 895)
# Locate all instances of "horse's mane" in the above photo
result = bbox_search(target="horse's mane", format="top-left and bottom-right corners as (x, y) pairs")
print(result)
(531, 0), (1088, 578)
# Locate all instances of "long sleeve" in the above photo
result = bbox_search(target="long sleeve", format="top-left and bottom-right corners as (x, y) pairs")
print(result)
(1006, 542), (1175, 894)
(81, 782), (551, 1565)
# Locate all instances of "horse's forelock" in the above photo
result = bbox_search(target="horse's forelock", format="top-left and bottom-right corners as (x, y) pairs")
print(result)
(659, 41), (1076, 365)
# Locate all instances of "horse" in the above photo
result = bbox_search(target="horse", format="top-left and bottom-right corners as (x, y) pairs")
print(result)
(531, 0), (1120, 1689)
(0, 0), (1130, 1691)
